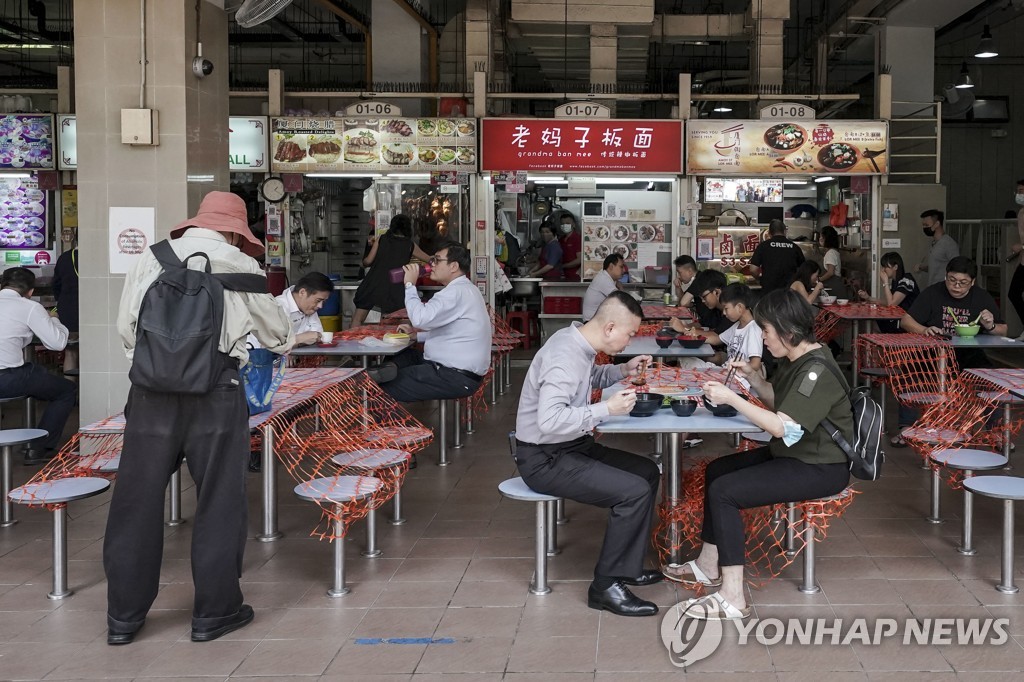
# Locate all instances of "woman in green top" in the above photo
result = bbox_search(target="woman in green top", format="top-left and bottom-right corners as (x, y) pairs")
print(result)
(663, 289), (851, 620)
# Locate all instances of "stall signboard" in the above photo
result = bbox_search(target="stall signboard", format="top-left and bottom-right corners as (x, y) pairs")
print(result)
(0, 114), (54, 170)
(229, 117), (268, 171)
(686, 120), (888, 175)
(482, 119), (683, 173)
(269, 116), (478, 173)
(0, 175), (47, 248)
(57, 114), (77, 170)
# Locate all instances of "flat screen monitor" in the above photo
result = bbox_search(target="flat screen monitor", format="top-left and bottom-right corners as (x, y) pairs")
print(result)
(757, 206), (785, 224)
(704, 178), (783, 203)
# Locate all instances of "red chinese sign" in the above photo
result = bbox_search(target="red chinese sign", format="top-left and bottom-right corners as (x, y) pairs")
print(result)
(481, 119), (683, 173)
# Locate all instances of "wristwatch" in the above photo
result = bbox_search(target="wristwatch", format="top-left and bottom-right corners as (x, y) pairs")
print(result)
(404, 281), (414, 289)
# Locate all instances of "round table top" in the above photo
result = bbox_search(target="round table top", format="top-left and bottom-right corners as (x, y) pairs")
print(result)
(81, 452), (121, 473)
(902, 426), (967, 444)
(978, 391), (1024, 404)
(365, 426), (432, 448)
(498, 476), (559, 503)
(931, 448), (1008, 471)
(9, 477), (110, 505)
(332, 448), (410, 471)
(294, 475), (382, 504)
(0, 428), (48, 448)
(963, 475), (1024, 501)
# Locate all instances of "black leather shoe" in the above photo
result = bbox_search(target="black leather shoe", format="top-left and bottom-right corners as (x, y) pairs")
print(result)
(367, 362), (398, 384)
(23, 449), (55, 466)
(191, 604), (254, 642)
(621, 569), (665, 587)
(587, 581), (659, 617)
(107, 627), (141, 645)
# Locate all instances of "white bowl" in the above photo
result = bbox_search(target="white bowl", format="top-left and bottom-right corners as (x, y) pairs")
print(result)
(836, 298), (850, 305)
(819, 295), (837, 305)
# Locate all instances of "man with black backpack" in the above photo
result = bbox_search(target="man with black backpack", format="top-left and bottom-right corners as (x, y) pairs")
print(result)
(104, 192), (292, 646)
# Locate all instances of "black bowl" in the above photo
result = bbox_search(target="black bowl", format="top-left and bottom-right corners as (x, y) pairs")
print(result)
(670, 398), (697, 417)
(677, 335), (707, 349)
(630, 392), (665, 418)
(702, 395), (737, 417)
(655, 336), (675, 349)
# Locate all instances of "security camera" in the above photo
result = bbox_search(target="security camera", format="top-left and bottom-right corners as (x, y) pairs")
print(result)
(192, 57), (214, 78)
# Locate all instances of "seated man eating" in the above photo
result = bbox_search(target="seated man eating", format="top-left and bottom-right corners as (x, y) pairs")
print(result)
(371, 242), (492, 402)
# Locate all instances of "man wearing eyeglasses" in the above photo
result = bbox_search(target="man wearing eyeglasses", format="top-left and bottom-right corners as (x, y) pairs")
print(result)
(902, 256), (1006, 368)
(370, 243), (492, 404)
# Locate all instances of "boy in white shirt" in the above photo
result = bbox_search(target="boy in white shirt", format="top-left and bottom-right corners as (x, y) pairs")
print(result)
(678, 284), (763, 374)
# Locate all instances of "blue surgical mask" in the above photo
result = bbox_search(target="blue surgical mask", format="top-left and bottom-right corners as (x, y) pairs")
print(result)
(781, 419), (804, 447)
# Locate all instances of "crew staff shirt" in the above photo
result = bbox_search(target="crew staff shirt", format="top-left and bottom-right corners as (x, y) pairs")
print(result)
(582, 270), (617, 321)
(0, 288), (69, 369)
(404, 274), (491, 376)
(276, 286), (324, 336)
(515, 322), (626, 444)
(118, 228), (293, 366)
(750, 236), (806, 293)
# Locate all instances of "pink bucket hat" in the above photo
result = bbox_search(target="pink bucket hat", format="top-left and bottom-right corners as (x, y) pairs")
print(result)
(170, 191), (264, 257)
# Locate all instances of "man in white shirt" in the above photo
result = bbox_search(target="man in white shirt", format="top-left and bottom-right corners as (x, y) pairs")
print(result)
(0, 267), (75, 464)
(276, 272), (332, 345)
(582, 254), (624, 322)
(371, 243), (492, 402)
(105, 191), (292, 647)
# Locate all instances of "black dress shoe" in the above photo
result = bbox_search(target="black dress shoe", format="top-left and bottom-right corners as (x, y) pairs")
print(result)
(587, 581), (659, 617)
(191, 604), (254, 642)
(621, 569), (665, 587)
(107, 627), (141, 645)
(367, 362), (398, 384)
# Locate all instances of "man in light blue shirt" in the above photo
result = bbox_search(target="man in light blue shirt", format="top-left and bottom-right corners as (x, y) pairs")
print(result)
(372, 243), (492, 402)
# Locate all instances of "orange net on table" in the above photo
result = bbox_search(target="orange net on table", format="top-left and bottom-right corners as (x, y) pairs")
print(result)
(813, 309), (845, 345)
(462, 368), (493, 425)
(857, 334), (959, 411)
(337, 324), (403, 341)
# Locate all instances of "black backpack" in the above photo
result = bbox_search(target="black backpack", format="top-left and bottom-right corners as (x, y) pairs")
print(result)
(816, 360), (885, 481)
(129, 240), (269, 395)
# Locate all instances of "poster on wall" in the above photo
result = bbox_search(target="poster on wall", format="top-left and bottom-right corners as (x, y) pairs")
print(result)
(57, 114), (76, 170)
(0, 175), (47, 248)
(686, 120), (888, 175)
(582, 221), (669, 280)
(109, 207), (155, 274)
(229, 117), (268, 171)
(61, 188), (77, 229)
(270, 117), (478, 173)
(0, 114), (54, 170)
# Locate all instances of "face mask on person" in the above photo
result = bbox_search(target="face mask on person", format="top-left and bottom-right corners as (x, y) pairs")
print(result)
(1015, 193), (1024, 206)
(922, 226), (935, 237)
(558, 223), (574, 236)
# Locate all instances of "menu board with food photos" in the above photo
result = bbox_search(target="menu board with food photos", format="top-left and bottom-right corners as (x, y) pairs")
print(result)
(0, 175), (48, 248)
(582, 221), (669, 281)
(0, 114), (55, 170)
(270, 117), (478, 173)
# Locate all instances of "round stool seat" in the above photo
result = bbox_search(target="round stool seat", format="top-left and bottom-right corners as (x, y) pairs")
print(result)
(803, 486), (855, 504)
(0, 395), (27, 404)
(0, 428), (48, 448)
(499, 477), (559, 503)
(9, 477), (110, 505)
(898, 391), (946, 406)
(978, 391), (1024, 405)
(860, 367), (890, 378)
(332, 448), (410, 472)
(741, 431), (772, 443)
(963, 476), (1024, 501)
(901, 426), (968, 444)
(63, 369), (80, 377)
(81, 452), (120, 473)
(930, 449), (1008, 471)
(294, 475), (382, 504)
(365, 426), (432, 449)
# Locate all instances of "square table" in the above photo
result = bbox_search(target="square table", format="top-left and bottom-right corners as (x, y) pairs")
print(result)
(289, 338), (412, 367)
(641, 304), (692, 322)
(815, 303), (905, 381)
(615, 336), (714, 360)
(80, 367), (362, 541)
(966, 368), (1024, 400)
(596, 377), (762, 565)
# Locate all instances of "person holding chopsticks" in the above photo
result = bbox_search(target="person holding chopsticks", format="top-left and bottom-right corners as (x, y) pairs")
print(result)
(662, 289), (851, 620)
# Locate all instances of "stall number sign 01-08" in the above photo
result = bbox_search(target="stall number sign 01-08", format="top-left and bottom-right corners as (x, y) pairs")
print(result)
(758, 102), (816, 120)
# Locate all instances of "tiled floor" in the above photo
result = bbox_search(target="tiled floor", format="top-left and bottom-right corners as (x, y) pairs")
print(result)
(2, 364), (1024, 680)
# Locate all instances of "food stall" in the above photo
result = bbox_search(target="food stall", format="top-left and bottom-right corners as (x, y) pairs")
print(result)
(684, 119), (889, 294)
(269, 115), (478, 328)
(0, 113), (58, 278)
(480, 118), (685, 342)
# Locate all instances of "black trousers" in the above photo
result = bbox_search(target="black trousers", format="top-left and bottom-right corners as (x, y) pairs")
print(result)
(0, 363), (76, 452)
(381, 347), (482, 402)
(1009, 263), (1024, 329)
(515, 435), (660, 579)
(103, 367), (250, 633)
(701, 446), (849, 566)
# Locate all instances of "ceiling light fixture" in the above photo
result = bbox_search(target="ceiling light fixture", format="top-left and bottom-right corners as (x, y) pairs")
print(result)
(713, 105), (732, 113)
(975, 25), (998, 58)
(955, 62), (974, 89)
(814, 176), (835, 183)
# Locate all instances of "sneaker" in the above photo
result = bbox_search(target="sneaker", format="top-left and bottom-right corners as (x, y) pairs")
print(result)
(367, 362), (398, 384)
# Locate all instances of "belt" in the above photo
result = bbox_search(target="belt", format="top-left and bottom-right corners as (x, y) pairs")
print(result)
(429, 361), (483, 383)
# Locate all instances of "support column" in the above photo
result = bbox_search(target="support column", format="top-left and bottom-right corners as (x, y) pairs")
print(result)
(748, 0), (789, 91)
(75, 0), (231, 425)
(879, 26), (935, 118)
(371, 0), (424, 113)
(590, 25), (617, 115)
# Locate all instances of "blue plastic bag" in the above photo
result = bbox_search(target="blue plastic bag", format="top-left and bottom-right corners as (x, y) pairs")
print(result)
(242, 349), (286, 415)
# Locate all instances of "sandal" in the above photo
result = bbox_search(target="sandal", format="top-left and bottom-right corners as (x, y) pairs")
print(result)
(662, 560), (723, 587)
(682, 592), (751, 621)
(889, 434), (908, 448)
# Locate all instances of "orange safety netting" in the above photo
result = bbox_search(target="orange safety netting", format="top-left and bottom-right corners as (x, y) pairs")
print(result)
(336, 324), (404, 341)
(653, 458), (859, 589)
(813, 309), (845, 345)
(856, 333), (959, 409)
(461, 368), (494, 426)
